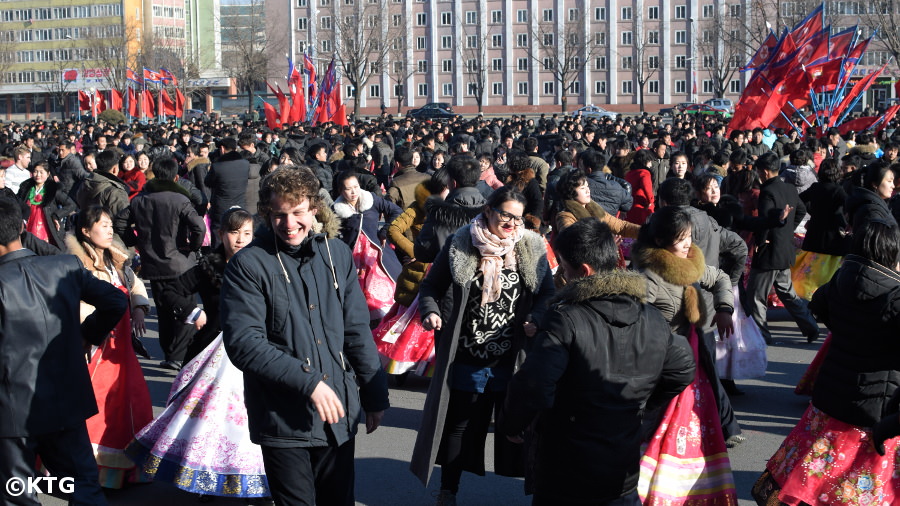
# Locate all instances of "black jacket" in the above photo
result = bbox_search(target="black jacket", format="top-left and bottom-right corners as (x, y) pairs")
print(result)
(114, 178), (206, 280)
(846, 186), (898, 233)
(16, 179), (77, 248)
(799, 181), (850, 255)
(741, 176), (806, 271)
(0, 250), (127, 436)
(221, 230), (389, 446)
(76, 170), (130, 219)
(206, 151), (250, 225)
(810, 255), (900, 427)
(56, 153), (89, 197)
(503, 271), (694, 503)
(587, 171), (633, 215)
(414, 186), (485, 263)
(306, 158), (334, 194)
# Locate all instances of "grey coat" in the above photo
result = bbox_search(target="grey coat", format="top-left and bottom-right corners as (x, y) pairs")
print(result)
(410, 225), (555, 486)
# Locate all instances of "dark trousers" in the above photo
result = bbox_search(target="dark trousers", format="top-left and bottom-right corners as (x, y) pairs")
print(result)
(533, 490), (641, 506)
(150, 279), (195, 364)
(438, 388), (503, 493)
(743, 267), (818, 343)
(260, 440), (355, 506)
(696, 327), (741, 439)
(0, 423), (107, 506)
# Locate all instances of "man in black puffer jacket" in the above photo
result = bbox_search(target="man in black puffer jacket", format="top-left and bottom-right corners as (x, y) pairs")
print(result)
(504, 219), (694, 505)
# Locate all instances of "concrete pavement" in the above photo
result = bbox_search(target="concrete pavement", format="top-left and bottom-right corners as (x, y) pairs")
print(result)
(39, 309), (820, 505)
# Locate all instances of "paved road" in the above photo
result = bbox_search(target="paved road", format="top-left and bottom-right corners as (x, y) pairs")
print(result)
(40, 309), (819, 505)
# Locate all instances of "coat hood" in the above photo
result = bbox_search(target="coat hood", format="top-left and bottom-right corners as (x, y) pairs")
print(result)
(65, 233), (129, 273)
(551, 269), (647, 305)
(143, 177), (193, 199)
(332, 190), (374, 218)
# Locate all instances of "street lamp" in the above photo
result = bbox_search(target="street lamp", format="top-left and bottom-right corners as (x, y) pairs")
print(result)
(685, 57), (696, 103)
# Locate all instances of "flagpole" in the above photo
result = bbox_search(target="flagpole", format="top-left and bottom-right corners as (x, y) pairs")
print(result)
(834, 60), (893, 127)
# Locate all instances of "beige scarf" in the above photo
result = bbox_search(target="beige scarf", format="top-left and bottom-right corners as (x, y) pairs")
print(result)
(469, 215), (522, 306)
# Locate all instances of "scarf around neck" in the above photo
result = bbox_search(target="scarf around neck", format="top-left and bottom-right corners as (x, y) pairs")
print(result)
(469, 214), (522, 306)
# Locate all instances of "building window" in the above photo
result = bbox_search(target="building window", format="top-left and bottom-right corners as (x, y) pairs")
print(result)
(676, 80), (686, 93)
(703, 55), (714, 68)
(418, 83), (428, 96)
(675, 31), (686, 44)
(702, 30), (713, 43)
(441, 12), (452, 25)
(517, 33), (528, 47)
(369, 84), (381, 97)
(648, 6), (659, 19)
(649, 56), (659, 69)
(595, 56), (606, 69)
(392, 14), (402, 26)
(543, 33), (554, 45)
(417, 60), (428, 72)
(394, 84), (404, 97)
(491, 10), (502, 23)
(622, 56), (633, 69)
(543, 9), (553, 21)
(730, 79), (741, 93)
(492, 34), (502, 47)
(297, 18), (307, 30)
(621, 31), (632, 45)
(730, 5), (741, 16)
(568, 8), (579, 21)
(442, 83), (453, 95)
(492, 82), (503, 95)
(595, 7), (606, 20)
(517, 81), (528, 95)
(702, 5), (714, 17)
(517, 9), (528, 23)
(466, 59), (477, 71)
(781, 2), (795, 17)
(417, 37), (426, 49)
(702, 80), (714, 93)
(466, 11), (477, 24)
(622, 80), (633, 94)
(441, 36), (452, 49)
(621, 7), (632, 19)
(321, 16), (332, 29)
(596, 32), (607, 45)
(648, 80), (659, 93)
(570, 81), (581, 94)
(298, 0), (307, 6)
(673, 56), (685, 68)
(492, 58), (503, 71)
(544, 81), (554, 94)
(416, 13), (426, 25)
(675, 5), (686, 18)
(648, 31), (659, 44)
(467, 35), (478, 48)
(517, 57), (528, 71)
(595, 80), (607, 94)
(321, 40), (331, 52)
(442, 59), (453, 72)
(466, 83), (477, 95)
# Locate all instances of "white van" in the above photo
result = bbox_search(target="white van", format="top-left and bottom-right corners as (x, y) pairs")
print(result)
(704, 98), (734, 114)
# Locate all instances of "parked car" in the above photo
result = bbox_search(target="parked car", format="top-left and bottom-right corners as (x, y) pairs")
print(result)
(419, 102), (453, 113)
(183, 109), (205, 122)
(572, 105), (618, 120)
(704, 98), (735, 114)
(659, 102), (694, 117)
(406, 107), (459, 120)
(683, 103), (733, 118)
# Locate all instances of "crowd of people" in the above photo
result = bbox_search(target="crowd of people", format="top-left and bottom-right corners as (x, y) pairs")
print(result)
(0, 108), (898, 506)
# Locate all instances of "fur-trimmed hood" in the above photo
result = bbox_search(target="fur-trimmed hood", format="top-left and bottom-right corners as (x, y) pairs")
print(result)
(332, 190), (374, 218)
(186, 156), (211, 172)
(631, 243), (705, 286)
(313, 204), (340, 238)
(563, 199), (608, 220)
(550, 270), (647, 305)
(414, 182), (432, 211)
(507, 168), (536, 192)
(143, 177), (193, 199)
(448, 223), (547, 293)
(65, 233), (129, 274)
(849, 144), (878, 158)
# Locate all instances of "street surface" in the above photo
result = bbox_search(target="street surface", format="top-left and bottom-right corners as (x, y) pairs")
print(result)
(41, 309), (819, 505)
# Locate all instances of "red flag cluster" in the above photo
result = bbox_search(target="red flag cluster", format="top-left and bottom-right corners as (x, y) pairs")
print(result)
(79, 88), (185, 119)
(731, 4), (890, 136)
(264, 56), (347, 130)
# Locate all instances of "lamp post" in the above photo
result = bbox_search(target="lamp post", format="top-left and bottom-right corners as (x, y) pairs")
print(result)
(686, 57), (696, 103)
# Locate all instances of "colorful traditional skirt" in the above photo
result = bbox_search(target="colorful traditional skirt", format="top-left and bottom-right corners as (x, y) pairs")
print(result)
(373, 296), (436, 376)
(352, 232), (397, 319)
(86, 284), (154, 489)
(126, 334), (269, 498)
(758, 403), (900, 506)
(639, 328), (738, 506)
(791, 250), (843, 301)
(715, 287), (768, 380)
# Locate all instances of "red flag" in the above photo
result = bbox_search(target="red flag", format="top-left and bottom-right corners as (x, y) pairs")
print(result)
(141, 89), (156, 117)
(143, 68), (162, 83)
(807, 59), (843, 92)
(78, 90), (91, 111)
(795, 28), (829, 66)
(175, 89), (186, 117)
(267, 83), (290, 125)
(109, 89), (123, 112)
(127, 88), (139, 116)
(790, 4), (824, 46)
(828, 27), (856, 60)
(160, 89), (176, 116)
(93, 92), (106, 115)
(289, 82), (306, 124)
(830, 62), (888, 126)
(334, 103), (348, 126)
(263, 102), (281, 130)
(744, 31), (778, 70)
(837, 115), (880, 136)
(877, 104), (900, 133)
(160, 67), (178, 86)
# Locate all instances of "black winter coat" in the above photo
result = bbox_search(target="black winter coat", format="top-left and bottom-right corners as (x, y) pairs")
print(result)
(799, 181), (850, 255)
(0, 250), (127, 437)
(221, 230), (389, 446)
(741, 177), (806, 270)
(846, 186), (898, 233)
(55, 153), (89, 197)
(587, 171), (633, 216)
(414, 187), (485, 263)
(810, 255), (900, 427)
(503, 270), (694, 503)
(16, 178), (77, 248)
(206, 151), (250, 226)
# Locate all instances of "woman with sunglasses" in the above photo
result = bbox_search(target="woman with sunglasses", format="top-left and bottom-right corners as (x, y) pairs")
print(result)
(411, 187), (555, 505)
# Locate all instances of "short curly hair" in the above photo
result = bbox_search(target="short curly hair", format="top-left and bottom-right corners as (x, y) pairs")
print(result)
(258, 166), (321, 221)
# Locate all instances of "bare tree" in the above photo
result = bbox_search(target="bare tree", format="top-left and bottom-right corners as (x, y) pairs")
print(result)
(220, 0), (287, 110)
(82, 22), (139, 95)
(386, 33), (418, 115)
(37, 59), (79, 119)
(696, 9), (746, 98)
(458, 17), (496, 114)
(0, 31), (16, 84)
(531, 10), (602, 112)
(331, 0), (400, 118)
(628, 18), (661, 113)
(862, 0), (900, 74)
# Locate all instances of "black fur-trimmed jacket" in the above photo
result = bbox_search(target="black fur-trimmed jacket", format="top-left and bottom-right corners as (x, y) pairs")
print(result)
(413, 186), (485, 263)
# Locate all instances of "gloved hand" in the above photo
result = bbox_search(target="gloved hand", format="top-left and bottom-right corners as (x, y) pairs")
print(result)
(872, 413), (900, 456)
